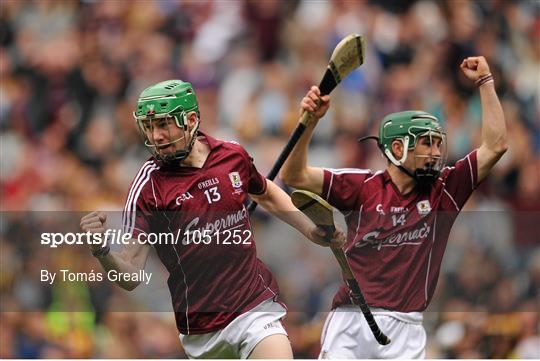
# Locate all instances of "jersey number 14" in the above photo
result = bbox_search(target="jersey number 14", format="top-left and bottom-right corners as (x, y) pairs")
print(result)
(392, 214), (406, 227)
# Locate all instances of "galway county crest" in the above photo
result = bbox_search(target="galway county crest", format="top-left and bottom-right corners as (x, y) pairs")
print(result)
(229, 172), (242, 188)
(416, 200), (432, 216)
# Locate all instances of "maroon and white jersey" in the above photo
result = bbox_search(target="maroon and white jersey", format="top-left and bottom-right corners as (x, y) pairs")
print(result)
(122, 133), (280, 335)
(322, 150), (479, 312)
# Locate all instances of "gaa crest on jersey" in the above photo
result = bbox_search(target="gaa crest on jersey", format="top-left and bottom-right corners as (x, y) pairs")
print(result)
(229, 172), (242, 188)
(175, 192), (193, 206)
(416, 200), (431, 216)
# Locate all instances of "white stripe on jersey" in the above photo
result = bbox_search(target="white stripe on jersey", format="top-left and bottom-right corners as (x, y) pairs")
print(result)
(443, 188), (459, 211)
(350, 204), (364, 249)
(150, 178), (158, 209)
(442, 165), (455, 173)
(127, 164), (158, 234)
(363, 170), (383, 183)
(123, 161), (159, 234)
(325, 168), (372, 175)
(162, 212), (191, 334)
(123, 161), (154, 228)
(324, 168), (372, 200)
(123, 162), (157, 233)
(258, 273), (277, 298)
(177, 252), (190, 334)
(326, 172), (334, 201)
(424, 215), (437, 306)
(466, 154), (474, 189)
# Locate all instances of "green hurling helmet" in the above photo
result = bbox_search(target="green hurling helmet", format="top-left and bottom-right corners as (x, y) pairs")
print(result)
(133, 80), (200, 163)
(360, 110), (447, 186)
(378, 110), (445, 166)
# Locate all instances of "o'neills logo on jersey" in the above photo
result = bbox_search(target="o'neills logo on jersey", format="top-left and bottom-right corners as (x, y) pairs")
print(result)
(355, 222), (431, 250)
(198, 178), (219, 189)
(229, 172), (242, 188)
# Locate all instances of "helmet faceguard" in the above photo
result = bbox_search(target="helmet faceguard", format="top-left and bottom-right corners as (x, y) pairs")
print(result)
(409, 127), (447, 186)
(360, 110), (447, 187)
(133, 80), (200, 163)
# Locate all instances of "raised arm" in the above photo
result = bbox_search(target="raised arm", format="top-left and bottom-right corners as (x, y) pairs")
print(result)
(460, 56), (508, 182)
(80, 211), (151, 291)
(279, 86), (329, 195)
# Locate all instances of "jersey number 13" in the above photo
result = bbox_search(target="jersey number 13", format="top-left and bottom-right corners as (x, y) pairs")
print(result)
(204, 187), (221, 204)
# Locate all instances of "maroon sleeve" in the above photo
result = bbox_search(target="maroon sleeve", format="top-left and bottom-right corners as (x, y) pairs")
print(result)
(321, 168), (372, 212)
(238, 147), (267, 195)
(441, 150), (479, 210)
(122, 162), (159, 238)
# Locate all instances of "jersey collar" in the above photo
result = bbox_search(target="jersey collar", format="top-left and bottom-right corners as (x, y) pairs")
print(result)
(383, 169), (420, 198)
(198, 131), (222, 150)
(382, 170), (393, 185)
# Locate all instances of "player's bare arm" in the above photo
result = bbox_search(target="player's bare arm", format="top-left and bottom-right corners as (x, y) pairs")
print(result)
(249, 180), (345, 248)
(280, 86), (330, 194)
(80, 211), (151, 291)
(460, 56), (508, 182)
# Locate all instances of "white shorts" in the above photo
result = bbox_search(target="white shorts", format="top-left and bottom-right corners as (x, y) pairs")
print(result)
(319, 306), (426, 359)
(179, 298), (288, 359)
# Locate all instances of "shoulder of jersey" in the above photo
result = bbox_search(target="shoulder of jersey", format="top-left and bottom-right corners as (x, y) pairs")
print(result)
(139, 157), (160, 168)
(128, 159), (160, 183)
(219, 139), (247, 153)
(438, 165), (453, 182)
(328, 168), (382, 180)
(223, 139), (241, 147)
(145, 158), (161, 171)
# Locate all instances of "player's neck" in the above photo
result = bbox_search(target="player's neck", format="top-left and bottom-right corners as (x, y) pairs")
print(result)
(180, 139), (209, 168)
(387, 165), (416, 195)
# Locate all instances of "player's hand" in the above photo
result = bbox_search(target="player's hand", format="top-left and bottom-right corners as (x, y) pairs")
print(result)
(460, 56), (491, 81)
(308, 226), (346, 249)
(300, 86), (330, 120)
(80, 211), (107, 252)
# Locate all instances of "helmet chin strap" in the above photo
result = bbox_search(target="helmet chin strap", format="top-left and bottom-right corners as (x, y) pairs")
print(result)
(393, 163), (439, 191)
(397, 162), (440, 188)
(179, 118), (200, 161)
(176, 115), (201, 161)
(397, 164), (416, 179)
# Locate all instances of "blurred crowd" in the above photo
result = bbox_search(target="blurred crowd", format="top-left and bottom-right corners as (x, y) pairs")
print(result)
(1, 0), (539, 358)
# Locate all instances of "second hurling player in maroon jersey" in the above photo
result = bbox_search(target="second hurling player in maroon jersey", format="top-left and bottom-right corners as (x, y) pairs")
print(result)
(282, 56), (508, 358)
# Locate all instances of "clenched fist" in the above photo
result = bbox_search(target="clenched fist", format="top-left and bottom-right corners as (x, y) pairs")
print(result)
(80, 211), (107, 252)
(460, 56), (491, 81)
(300, 86), (331, 120)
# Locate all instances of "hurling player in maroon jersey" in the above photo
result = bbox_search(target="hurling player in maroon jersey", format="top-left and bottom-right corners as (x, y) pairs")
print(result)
(80, 80), (345, 359)
(281, 56), (507, 358)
